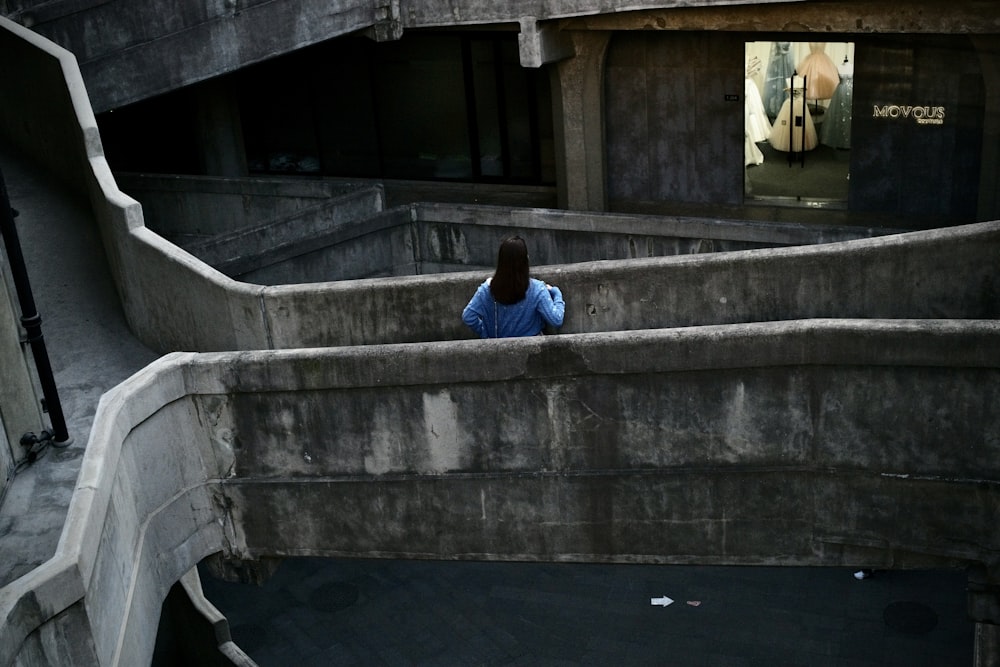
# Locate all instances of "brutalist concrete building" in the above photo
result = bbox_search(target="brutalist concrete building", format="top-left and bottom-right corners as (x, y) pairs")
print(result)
(1, 1), (999, 665)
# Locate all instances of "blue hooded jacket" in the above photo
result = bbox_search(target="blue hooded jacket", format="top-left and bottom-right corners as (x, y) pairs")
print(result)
(462, 278), (565, 338)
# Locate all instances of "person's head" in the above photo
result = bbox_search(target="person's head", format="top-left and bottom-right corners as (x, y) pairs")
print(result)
(490, 235), (530, 305)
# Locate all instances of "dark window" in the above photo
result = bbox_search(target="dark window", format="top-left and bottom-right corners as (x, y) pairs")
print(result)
(238, 32), (554, 185)
(97, 90), (202, 174)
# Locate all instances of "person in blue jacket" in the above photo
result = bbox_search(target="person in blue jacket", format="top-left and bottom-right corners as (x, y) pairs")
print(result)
(462, 236), (565, 338)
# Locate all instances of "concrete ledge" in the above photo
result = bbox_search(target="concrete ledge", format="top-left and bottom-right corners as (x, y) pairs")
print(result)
(1, 320), (997, 665)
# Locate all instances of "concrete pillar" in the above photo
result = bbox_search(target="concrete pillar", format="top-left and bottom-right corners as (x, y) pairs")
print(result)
(973, 36), (1000, 222)
(194, 79), (248, 178)
(518, 17), (574, 68)
(551, 31), (611, 212)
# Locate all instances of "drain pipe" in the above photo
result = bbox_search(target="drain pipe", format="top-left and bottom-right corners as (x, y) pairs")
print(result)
(0, 166), (71, 449)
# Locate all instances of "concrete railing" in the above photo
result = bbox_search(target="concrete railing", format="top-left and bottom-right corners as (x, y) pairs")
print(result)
(0, 352), (226, 666)
(113, 173), (901, 284)
(181, 187), (389, 278)
(114, 174), (385, 246)
(1, 320), (998, 665)
(98, 213), (1000, 351)
(249, 219), (999, 348)
(3, 18), (997, 356)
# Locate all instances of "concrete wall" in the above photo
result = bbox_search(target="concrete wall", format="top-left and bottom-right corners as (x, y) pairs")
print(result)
(0, 17), (270, 353)
(248, 219), (1000, 349)
(0, 249), (45, 499)
(0, 353), (228, 667)
(226, 205), (891, 285)
(114, 175), (383, 244)
(6, 0), (386, 114)
(116, 172), (903, 285)
(605, 31), (744, 207)
(0, 18), (98, 199)
(165, 187), (389, 280)
(212, 322), (1000, 570)
(2, 321), (998, 665)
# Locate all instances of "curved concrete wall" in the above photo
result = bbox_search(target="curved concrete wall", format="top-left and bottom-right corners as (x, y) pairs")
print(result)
(116, 172), (901, 284)
(3, 18), (998, 356)
(1, 320), (998, 665)
(0, 352), (227, 667)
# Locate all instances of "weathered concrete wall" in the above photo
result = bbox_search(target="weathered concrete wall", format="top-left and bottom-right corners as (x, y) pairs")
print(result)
(231, 204), (889, 284)
(2, 321), (999, 665)
(255, 220), (1000, 348)
(0, 243), (45, 483)
(230, 207), (418, 285)
(605, 31), (744, 207)
(212, 322), (1000, 570)
(0, 353), (230, 667)
(6, 0), (386, 114)
(114, 174), (383, 244)
(115, 173), (902, 284)
(171, 188), (388, 279)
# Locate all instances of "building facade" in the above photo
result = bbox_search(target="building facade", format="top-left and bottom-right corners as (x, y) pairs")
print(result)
(2, 1), (995, 226)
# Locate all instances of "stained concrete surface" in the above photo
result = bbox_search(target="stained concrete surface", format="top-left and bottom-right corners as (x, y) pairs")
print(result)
(0, 144), (977, 665)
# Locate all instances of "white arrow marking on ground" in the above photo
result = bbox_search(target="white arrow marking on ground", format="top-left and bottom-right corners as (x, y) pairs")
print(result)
(650, 596), (674, 607)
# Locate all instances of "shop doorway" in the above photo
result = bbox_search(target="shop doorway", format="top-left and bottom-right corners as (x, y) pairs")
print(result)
(744, 41), (854, 207)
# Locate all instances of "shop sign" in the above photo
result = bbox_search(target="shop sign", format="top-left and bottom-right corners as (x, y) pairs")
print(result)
(872, 104), (945, 125)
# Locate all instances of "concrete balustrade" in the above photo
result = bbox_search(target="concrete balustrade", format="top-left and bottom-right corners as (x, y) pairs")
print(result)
(2, 320), (998, 665)
(81, 171), (1000, 351)
(116, 173), (899, 284)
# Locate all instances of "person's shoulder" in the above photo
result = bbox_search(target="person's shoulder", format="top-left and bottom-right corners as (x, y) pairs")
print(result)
(527, 278), (547, 295)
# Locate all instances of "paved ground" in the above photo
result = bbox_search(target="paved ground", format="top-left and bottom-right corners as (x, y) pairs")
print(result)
(198, 557), (973, 666)
(0, 144), (977, 666)
(0, 145), (158, 588)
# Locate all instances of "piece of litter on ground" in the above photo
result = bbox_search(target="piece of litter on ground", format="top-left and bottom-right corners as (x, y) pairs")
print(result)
(650, 595), (674, 607)
(686, 601), (701, 607)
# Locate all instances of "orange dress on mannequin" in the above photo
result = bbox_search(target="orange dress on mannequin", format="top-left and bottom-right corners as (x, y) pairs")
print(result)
(796, 42), (839, 100)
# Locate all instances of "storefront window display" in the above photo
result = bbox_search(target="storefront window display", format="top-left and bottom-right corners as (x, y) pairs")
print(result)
(744, 41), (855, 206)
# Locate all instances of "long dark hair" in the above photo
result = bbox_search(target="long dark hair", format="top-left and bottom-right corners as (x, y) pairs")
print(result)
(490, 235), (530, 305)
